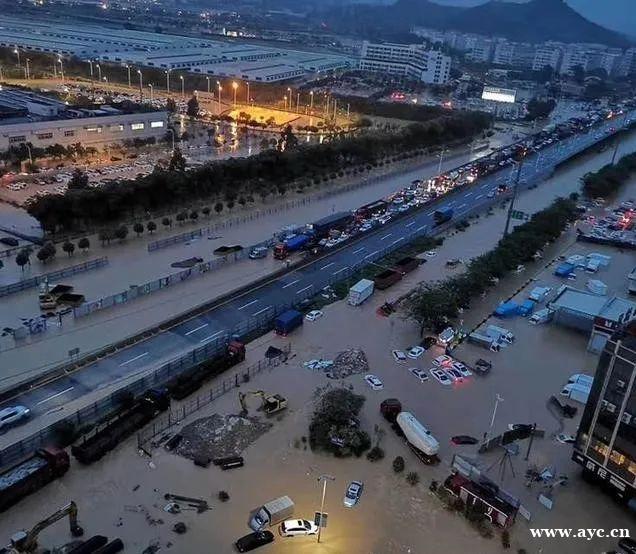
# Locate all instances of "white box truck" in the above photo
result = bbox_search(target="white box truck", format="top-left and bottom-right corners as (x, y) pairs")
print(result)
(586, 253), (611, 267)
(348, 279), (374, 306)
(568, 373), (594, 387)
(396, 412), (439, 464)
(468, 332), (501, 352)
(559, 383), (591, 404)
(529, 286), (551, 303)
(486, 325), (515, 344)
(529, 308), (554, 325)
(249, 496), (295, 530)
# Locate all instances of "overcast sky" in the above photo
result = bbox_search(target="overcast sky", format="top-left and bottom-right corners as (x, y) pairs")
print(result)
(431, 0), (636, 37)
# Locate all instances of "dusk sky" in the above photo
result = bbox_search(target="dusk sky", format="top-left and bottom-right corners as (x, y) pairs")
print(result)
(432, 0), (636, 37)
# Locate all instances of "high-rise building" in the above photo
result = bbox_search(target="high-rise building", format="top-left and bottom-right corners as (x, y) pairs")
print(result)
(359, 41), (451, 84)
(532, 43), (564, 72)
(573, 320), (636, 510)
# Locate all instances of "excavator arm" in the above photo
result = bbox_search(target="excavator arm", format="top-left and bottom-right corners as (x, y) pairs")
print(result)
(13, 501), (84, 552)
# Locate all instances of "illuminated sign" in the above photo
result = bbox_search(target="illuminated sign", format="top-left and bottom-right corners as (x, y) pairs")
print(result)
(482, 86), (516, 104)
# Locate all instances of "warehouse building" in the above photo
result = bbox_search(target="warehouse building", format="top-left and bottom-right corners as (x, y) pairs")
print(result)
(0, 88), (167, 151)
(573, 320), (636, 511)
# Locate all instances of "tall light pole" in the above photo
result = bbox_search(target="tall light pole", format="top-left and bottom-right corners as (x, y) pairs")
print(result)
(0, 66), (4, 81)
(296, 92), (300, 113)
(148, 83), (154, 103)
(232, 81), (238, 107)
(485, 394), (504, 443)
(96, 64), (102, 82)
(206, 76), (210, 94)
(316, 474), (335, 543)
(286, 87), (291, 110)
(283, 95), (287, 110)
(246, 81), (250, 105)
(25, 58), (30, 80)
(13, 47), (20, 67)
(437, 148), (447, 175)
(180, 75), (184, 99)
(88, 60), (94, 83)
(309, 90), (314, 111)
(165, 69), (171, 95)
(137, 69), (143, 102)
(25, 144), (32, 165)
(217, 81), (222, 113)
(58, 56), (64, 83)
(167, 127), (175, 153)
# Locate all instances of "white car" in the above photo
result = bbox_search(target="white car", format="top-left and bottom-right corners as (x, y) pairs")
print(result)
(279, 519), (319, 537)
(364, 374), (384, 390)
(0, 405), (30, 431)
(407, 346), (425, 359)
(305, 310), (323, 322)
(430, 368), (452, 385)
(343, 480), (363, 508)
(425, 250), (437, 257)
(432, 355), (453, 367)
(556, 433), (576, 444)
(409, 367), (429, 382)
(452, 361), (472, 377)
(392, 350), (407, 363)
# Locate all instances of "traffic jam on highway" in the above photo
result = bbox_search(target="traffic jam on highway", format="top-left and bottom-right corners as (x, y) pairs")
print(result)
(258, 103), (633, 263)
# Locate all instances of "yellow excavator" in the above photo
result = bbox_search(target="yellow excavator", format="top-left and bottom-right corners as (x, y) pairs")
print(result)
(8, 501), (83, 552)
(239, 390), (287, 416)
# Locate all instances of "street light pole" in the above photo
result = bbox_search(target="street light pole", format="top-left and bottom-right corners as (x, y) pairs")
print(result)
(316, 474), (335, 543)
(232, 81), (238, 107)
(13, 47), (20, 67)
(25, 59), (30, 80)
(165, 70), (171, 95)
(484, 394), (504, 443)
(206, 76), (210, 94)
(149, 83), (154, 103)
(310, 90), (314, 111)
(246, 82), (250, 105)
(58, 57), (64, 83)
(437, 148), (446, 175)
(137, 69), (143, 102)
(126, 64), (131, 88)
(96, 64), (102, 82)
(217, 82), (222, 113)
(180, 75), (184, 99)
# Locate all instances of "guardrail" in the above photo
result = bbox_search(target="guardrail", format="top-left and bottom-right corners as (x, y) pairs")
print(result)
(0, 257), (109, 298)
(147, 229), (203, 252)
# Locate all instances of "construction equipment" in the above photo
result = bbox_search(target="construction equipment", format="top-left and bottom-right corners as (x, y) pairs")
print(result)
(238, 391), (287, 416)
(8, 501), (83, 552)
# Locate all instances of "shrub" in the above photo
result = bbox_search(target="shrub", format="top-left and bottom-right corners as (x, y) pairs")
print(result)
(218, 491), (230, 502)
(392, 456), (405, 473)
(502, 530), (511, 549)
(366, 446), (385, 462)
(406, 472), (420, 486)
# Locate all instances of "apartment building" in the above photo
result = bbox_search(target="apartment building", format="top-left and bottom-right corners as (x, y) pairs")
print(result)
(532, 43), (564, 71)
(359, 41), (451, 84)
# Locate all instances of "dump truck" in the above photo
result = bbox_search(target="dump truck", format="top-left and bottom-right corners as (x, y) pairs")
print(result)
(348, 279), (374, 306)
(396, 412), (440, 464)
(274, 310), (303, 336)
(72, 389), (170, 464)
(433, 207), (453, 226)
(168, 341), (246, 400)
(394, 256), (419, 274)
(0, 447), (70, 512)
(249, 496), (295, 530)
(273, 235), (310, 260)
(374, 269), (402, 290)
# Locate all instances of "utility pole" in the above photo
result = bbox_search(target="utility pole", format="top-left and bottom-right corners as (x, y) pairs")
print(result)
(484, 394), (504, 443)
(316, 474), (335, 543)
(524, 423), (537, 461)
(611, 140), (620, 165)
(503, 154), (525, 236)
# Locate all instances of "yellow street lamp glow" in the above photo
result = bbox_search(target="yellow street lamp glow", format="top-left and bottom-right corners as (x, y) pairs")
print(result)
(232, 81), (238, 90)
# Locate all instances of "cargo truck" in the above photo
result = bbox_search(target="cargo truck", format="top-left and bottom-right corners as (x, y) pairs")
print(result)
(394, 256), (420, 274)
(348, 279), (374, 306)
(0, 447), (70, 512)
(486, 325), (515, 344)
(433, 207), (453, 226)
(559, 383), (590, 404)
(249, 496), (295, 530)
(374, 269), (402, 290)
(468, 332), (501, 352)
(71, 389), (170, 464)
(529, 286), (551, 303)
(568, 373), (594, 387)
(396, 412), (440, 464)
(310, 212), (353, 238)
(274, 310), (303, 336)
(168, 341), (245, 400)
(273, 235), (310, 260)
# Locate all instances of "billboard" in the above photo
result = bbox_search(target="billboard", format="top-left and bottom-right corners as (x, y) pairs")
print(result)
(482, 86), (516, 103)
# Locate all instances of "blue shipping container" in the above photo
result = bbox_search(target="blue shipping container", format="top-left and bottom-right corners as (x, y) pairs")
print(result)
(275, 309), (304, 335)
(554, 263), (575, 277)
(494, 301), (519, 318)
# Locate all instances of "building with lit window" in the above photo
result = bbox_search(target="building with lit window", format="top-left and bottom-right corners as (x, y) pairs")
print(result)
(573, 320), (636, 511)
(0, 88), (167, 151)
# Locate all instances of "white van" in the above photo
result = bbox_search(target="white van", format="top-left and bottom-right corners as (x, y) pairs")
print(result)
(486, 325), (514, 344)
(568, 373), (594, 387)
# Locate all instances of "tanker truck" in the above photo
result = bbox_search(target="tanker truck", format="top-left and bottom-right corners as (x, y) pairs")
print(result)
(396, 412), (440, 465)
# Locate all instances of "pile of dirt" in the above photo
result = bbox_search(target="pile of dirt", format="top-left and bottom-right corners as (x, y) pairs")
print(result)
(326, 349), (369, 380)
(175, 414), (271, 461)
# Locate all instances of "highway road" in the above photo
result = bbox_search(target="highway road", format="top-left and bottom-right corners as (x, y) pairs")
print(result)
(0, 109), (632, 435)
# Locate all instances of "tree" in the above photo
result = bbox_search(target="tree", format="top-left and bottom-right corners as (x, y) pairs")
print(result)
(189, 210), (199, 222)
(146, 221), (157, 234)
(162, 217), (173, 229)
(278, 125), (298, 151)
(62, 240), (75, 257)
(571, 64), (585, 84)
(525, 97), (556, 121)
(114, 225), (128, 242)
(176, 211), (187, 225)
(202, 206), (211, 218)
(99, 229), (114, 246)
(78, 237), (90, 252)
(168, 147), (187, 171)
(238, 197), (246, 208)
(226, 200), (235, 211)
(68, 168), (89, 190)
(133, 222), (144, 237)
(15, 249), (30, 271)
(406, 472), (420, 486)
(36, 242), (56, 263)
(166, 97), (177, 113)
(392, 456), (405, 473)
(214, 201), (223, 215)
(186, 95), (199, 119)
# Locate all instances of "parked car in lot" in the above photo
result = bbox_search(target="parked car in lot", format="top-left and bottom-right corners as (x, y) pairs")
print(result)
(235, 530), (275, 552)
(408, 367), (429, 382)
(305, 310), (323, 322)
(406, 346), (425, 359)
(451, 435), (479, 445)
(451, 361), (472, 377)
(432, 355), (453, 367)
(444, 367), (464, 382)
(343, 480), (364, 508)
(430, 368), (452, 385)
(392, 350), (407, 363)
(556, 433), (575, 444)
(0, 405), (30, 431)
(279, 519), (318, 537)
(364, 374), (384, 390)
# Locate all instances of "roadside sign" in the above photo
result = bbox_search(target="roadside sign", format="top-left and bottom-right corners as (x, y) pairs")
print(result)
(314, 511), (328, 528)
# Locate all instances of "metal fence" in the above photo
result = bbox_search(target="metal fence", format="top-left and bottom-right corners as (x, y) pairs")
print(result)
(147, 228), (203, 252)
(0, 257), (109, 298)
(137, 344), (291, 449)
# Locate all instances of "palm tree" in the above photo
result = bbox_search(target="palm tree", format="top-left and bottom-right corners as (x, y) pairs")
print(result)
(62, 240), (75, 257)
(15, 250), (30, 272)
(78, 237), (90, 252)
(147, 221), (157, 234)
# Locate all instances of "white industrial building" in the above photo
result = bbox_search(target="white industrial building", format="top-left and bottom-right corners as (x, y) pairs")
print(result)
(0, 89), (168, 151)
(359, 41), (451, 84)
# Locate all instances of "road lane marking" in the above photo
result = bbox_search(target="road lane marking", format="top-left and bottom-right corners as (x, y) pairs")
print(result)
(458, 203), (467, 209)
(282, 279), (300, 289)
(380, 233), (392, 241)
(427, 211), (435, 216)
(297, 285), (313, 294)
(253, 306), (272, 316)
(405, 221), (415, 227)
(37, 386), (74, 405)
(185, 323), (208, 336)
(200, 330), (226, 343)
(465, 192), (473, 197)
(320, 262), (335, 270)
(416, 225), (427, 232)
(352, 247), (365, 254)
(332, 266), (349, 275)
(119, 352), (149, 367)
(475, 194), (484, 200)
(238, 299), (258, 310)
(364, 251), (379, 259)
(392, 237), (404, 245)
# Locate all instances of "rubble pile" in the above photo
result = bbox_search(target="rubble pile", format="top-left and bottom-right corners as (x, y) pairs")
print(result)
(328, 349), (369, 379)
(175, 414), (271, 461)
